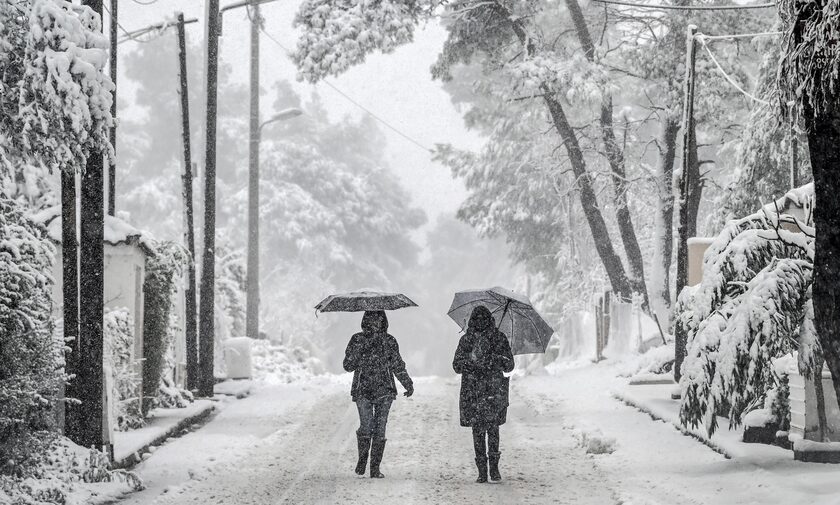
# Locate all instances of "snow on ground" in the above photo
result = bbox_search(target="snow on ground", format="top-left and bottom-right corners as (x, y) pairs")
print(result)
(113, 359), (840, 505)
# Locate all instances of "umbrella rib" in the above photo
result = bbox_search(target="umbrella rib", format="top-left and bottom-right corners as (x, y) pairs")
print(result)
(447, 297), (503, 315)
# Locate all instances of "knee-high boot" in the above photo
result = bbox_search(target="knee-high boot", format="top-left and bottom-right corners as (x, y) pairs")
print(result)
(472, 427), (488, 483)
(369, 439), (387, 478)
(488, 426), (501, 481)
(355, 433), (371, 476)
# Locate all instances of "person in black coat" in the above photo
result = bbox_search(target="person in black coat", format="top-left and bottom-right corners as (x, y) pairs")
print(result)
(343, 310), (414, 478)
(453, 305), (515, 483)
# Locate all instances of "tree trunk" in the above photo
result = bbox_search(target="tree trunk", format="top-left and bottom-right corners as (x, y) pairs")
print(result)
(654, 117), (679, 315)
(808, 97), (840, 414)
(540, 86), (634, 299)
(492, 4), (635, 300)
(199, 0), (221, 397)
(564, 0), (650, 308)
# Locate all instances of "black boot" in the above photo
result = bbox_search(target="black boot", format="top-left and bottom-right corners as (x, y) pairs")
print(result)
(489, 451), (501, 481)
(472, 427), (488, 483)
(355, 434), (371, 476)
(369, 439), (386, 478)
(475, 457), (488, 483)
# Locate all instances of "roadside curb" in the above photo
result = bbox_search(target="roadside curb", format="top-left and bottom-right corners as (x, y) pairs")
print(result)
(112, 402), (216, 469)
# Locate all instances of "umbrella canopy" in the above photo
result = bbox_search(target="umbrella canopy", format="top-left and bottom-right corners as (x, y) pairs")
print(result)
(315, 291), (418, 313)
(447, 286), (554, 355)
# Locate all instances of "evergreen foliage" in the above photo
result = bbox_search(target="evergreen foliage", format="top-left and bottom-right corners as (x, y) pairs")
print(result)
(141, 241), (188, 414)
(678, 186), (817, 435)
(0, 197), (58, 472)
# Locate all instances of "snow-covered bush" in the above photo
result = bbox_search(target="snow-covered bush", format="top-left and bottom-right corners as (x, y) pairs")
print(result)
(157, 311), (193, 409)
(0, 435), (142, 504)
(0, 197), (59, 472)
(679, 186), (817, 435)
(103, 308), (143, 431)
(142, 241), (188, 414)
(251, 339), (325, 385)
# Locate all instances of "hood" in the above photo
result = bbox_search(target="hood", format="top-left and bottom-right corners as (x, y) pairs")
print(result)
(467, 305), (495, 332)
(361, 310), (388, 334)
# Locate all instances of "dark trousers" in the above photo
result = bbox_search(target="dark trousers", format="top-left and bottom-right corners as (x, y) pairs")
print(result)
(472, 425), (500, 458)
(356, 396), (393, 440)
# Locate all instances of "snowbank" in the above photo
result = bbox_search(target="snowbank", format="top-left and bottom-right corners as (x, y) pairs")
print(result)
(250, 339), (326, 385)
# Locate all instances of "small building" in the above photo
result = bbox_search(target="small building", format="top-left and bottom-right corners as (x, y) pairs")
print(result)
(32, 207), (188, 443)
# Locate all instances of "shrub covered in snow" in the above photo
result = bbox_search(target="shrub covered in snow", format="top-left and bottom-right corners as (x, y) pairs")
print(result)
(678, 186), (817, 435)
(142, 241), (188, 414)
(103, 308), (143, 431)
(0, 197), (59, 472)
(0, 435), (142, 504)
(251, 339), (325, 385)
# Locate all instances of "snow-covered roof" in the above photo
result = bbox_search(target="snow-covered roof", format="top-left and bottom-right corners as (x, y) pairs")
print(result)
(29, 206), (155, 254)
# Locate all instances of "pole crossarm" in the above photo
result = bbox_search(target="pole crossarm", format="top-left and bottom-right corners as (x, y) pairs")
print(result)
(118, 17), (198, 44)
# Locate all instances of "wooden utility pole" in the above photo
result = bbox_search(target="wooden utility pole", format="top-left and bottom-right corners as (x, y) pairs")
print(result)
(674, 24), (698, 381)
(61, 169), (79, 440)
(176, 13), (199, 392)
(246, 1), (261, 341)
(199, 0), (221, 397)
(74, 0), (106, 450)
(108, 0), (116, 216)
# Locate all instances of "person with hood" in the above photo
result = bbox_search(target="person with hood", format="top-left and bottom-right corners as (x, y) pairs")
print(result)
(453, 305), (515, 483)
(343, 310), (414, 478)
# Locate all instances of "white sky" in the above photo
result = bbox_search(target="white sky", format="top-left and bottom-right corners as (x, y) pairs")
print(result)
(115, 0), (484, 234)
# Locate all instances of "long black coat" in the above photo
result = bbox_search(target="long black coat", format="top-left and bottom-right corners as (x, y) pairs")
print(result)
(453, 308), (515, 427)
(343, 311), (413, 402)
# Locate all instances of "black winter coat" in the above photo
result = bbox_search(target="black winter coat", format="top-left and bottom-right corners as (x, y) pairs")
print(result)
(343, 312), (413, 402)
(453, 312), (515, 427)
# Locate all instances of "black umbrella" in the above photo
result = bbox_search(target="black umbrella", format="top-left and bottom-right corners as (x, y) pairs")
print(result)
(447, 286), (554, 355)
(315, 291), (418, 313)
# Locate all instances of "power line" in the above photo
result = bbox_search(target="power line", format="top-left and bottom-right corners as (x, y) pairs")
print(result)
(698, 30), (784, 41)
(591, 0), (775, 10)
(696, 35), (770, 105)
(259, 28), (435, 154)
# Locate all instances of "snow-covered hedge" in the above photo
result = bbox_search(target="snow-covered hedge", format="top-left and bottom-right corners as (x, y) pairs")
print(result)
(104, 308), (143, 431)
(678, 186), (816, 435)
(0, 197), (59, 471)
(141, 241), (188, 414)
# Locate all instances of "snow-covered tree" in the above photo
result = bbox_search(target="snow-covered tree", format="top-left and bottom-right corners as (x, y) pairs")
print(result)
(778, 0), (840, 412)
(0, 0), (112, 203)
(678, 185), (817, 435)
(0, 197), (58, 468)
(292, 0), (768, 327)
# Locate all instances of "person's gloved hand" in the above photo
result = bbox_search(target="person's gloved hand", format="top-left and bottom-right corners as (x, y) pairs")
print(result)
(404, 384), (414, 397)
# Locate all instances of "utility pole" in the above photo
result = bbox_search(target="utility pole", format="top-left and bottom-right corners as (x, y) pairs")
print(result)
(61, 169), (79, 440)
(108, 0), (116, 216)
(72, 0), (106, 450)
(176, 12), (199, 391)
(246, 1), (261, 340)
(199, 0), (221, 397)
(674, 24), (698, 382)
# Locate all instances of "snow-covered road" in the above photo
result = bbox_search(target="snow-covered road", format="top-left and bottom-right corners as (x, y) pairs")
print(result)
(117, 364), (840, 505)
(120, 376), (615, 504)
